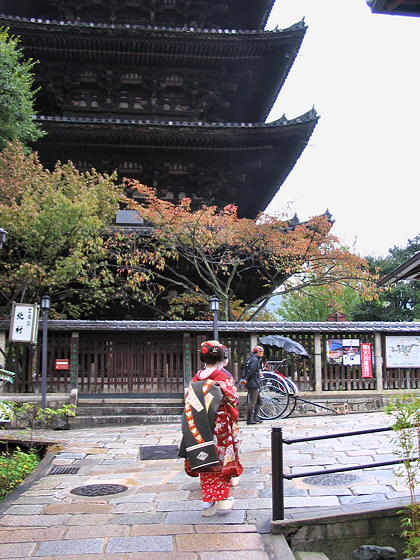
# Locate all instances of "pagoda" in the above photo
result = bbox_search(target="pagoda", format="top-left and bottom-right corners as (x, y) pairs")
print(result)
(0, 0), (318, 219)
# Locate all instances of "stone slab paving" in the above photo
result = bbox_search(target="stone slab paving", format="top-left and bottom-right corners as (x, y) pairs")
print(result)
(0, 410), (417, 559)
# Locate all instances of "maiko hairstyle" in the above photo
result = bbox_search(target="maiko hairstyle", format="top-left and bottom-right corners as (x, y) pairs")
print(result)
(200, 340), (225, 364)
(220, 344), (229, 360)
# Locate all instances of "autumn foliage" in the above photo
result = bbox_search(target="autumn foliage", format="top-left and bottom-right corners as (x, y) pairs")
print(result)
(0, 143), (376, 320)
(109, 180), (377, 320)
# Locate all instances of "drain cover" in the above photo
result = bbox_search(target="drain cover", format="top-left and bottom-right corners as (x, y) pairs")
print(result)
(70, 484), (128, 496)
(140, 445), (179, 460)
(303, 473), (359, 486)
(49, 466), (80, 475)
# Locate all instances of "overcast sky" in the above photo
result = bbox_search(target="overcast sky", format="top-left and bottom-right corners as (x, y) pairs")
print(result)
(264, 0), (420, 258)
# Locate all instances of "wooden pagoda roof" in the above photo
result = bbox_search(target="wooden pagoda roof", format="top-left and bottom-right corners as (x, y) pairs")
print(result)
(0, 14), (306, 123)
(367, 0), (420, 16)
(378, 252), (420, 286)
(0, 0), (276, 30)
(35, 110), (319, 219)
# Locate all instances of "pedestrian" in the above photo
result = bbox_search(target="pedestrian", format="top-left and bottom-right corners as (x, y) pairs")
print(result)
(241, 345), (264, 425)
(179, 340), (243, 516)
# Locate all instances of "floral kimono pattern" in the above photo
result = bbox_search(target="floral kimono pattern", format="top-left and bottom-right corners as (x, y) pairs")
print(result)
(184, 368), (243, 502)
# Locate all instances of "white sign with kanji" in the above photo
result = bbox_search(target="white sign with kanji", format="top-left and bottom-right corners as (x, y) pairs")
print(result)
(9, 303), (40, 343)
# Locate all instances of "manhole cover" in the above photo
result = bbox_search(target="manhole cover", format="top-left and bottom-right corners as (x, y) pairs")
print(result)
(70, 484), (128, 496)
(303, 473), (359, 486)
(49, 466), (80, 475)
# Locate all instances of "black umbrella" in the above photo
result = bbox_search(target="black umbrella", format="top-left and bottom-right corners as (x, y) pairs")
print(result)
(258, 335), (311, 358)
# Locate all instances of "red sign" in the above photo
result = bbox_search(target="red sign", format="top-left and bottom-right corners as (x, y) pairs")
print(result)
(55, 359), (69, 370)
(360, 343), (372, 378)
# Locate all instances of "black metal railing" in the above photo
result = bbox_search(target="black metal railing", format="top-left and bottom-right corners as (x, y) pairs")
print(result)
(271, 425), (419, 521)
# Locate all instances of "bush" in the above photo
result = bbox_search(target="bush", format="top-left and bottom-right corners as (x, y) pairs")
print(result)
(0, 447), (39, 501)
(385, 394), (420, 559)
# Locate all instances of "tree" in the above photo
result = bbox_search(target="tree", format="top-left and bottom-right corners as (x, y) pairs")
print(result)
(0, 28), (45, 150)
(351, 235), (420, 321)
(274, 284), (361, 322)
(0, 142), (123, 318)
(106, 180), (377, 321)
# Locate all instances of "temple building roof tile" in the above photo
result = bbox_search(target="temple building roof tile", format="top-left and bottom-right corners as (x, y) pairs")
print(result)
(0, 319), (418, 334)
(0, 12), (306, 35)
(0, 1), (317, 219)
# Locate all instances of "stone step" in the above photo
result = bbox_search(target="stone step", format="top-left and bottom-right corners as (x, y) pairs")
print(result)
(78, 397), (184, 405)
(70, 397), (185, 427)
(69, 414), (182, 427)
(294, 552), (330, 560)
(74, 405), (184, 416)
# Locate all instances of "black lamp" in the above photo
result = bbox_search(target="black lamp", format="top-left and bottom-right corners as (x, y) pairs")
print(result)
(209, 296), (220, 341)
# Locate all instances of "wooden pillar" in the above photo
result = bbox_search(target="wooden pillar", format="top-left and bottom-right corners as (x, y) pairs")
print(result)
(183, 332), (192, 392)
(314, 333), (323, 393)
(250, 334), (258, 350)
(70, 332), (79, 390)
(374, 332), (383, 392)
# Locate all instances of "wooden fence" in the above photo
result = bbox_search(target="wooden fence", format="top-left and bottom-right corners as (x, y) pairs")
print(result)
(2, 324), (419, 395)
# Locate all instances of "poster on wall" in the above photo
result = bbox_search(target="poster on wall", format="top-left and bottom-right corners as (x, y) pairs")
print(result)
(326, 339), (343, 364)
(385, 336), (420, 368)
(360, 343), (373, 378)
(342, 339), (361, 366)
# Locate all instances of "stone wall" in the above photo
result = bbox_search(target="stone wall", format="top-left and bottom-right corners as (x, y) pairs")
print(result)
(272, 505), (406, 560)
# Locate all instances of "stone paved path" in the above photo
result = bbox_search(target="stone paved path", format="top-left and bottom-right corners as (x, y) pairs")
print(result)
(0, 411), (415, 559)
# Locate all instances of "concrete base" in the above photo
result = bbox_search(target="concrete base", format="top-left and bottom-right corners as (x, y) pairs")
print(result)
(237, 389), (420, 419)
(271, 504), (406, 560)
(264, 534), (295, 560)
(294, 553), (330, 560)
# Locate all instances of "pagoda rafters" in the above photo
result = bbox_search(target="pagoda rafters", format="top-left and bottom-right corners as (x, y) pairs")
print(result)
(0, 15), (307, 124)
(0, 0), (276, 30)
(0, 0), (319, 219)
(35, 109), (318, 218)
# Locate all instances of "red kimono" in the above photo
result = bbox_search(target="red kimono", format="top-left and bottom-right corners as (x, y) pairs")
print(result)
(184, 368), (243, 502)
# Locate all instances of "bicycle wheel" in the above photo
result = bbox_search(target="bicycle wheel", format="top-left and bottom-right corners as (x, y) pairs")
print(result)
(257, 373), (290, 420)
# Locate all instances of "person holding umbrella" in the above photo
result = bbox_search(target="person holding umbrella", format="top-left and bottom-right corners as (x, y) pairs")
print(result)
(241, 345), (264, 425)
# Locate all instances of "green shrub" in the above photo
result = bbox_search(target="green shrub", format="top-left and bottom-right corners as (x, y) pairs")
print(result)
(0, 447), (39, 501)
(385, 394), (420, 559)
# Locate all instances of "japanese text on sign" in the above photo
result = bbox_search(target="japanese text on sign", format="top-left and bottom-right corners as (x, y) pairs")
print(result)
(360, 343), (373, 378)
(9, 303), (39, 343)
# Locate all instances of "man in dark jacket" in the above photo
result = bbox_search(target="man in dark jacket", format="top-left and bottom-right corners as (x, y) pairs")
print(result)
(242, 345), (264, 425)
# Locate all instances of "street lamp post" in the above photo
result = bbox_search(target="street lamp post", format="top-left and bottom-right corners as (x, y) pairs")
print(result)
(40, 295), (51, 427)
(209, 296), (220, 341)
(0, 228), (8, 249)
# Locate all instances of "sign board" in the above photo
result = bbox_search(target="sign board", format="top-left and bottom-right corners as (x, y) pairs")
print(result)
(385, 336), (420, 368)
(342, 339), (361, 366)
(55, 359), (69, 370)
(325, 339), (343, 365)
(9, 303), (40, 344)
(360, 343), (373, 378)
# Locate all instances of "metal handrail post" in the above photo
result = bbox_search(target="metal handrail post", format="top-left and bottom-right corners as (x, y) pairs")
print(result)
(272, 426), (284, 521)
